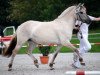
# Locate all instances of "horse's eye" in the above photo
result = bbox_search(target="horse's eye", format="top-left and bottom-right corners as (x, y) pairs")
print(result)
(80, 12), (83, 14)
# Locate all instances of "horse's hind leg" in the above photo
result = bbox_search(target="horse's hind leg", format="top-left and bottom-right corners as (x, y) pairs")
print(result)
(49, 46), (62, 70)
(8, 44), (21, 71)
(27, 41), (39, 68)
(8, 35), (27, 71)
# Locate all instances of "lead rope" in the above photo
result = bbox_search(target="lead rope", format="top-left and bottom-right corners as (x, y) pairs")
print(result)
(79, 30), (83, 39)
(76, 13), (83, 39)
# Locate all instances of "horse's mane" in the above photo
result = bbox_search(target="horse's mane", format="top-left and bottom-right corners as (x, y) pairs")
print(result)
(57, 6), (76, 19)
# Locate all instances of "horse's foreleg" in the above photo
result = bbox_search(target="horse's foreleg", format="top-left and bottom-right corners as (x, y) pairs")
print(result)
(27, 41), (39, 68)
(63, 41), (83, 63)
(49, 46), (62, 70)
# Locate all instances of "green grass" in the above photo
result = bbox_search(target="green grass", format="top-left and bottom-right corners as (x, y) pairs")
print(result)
(18, 45), (100, 54)
(18, 38), (100, 54)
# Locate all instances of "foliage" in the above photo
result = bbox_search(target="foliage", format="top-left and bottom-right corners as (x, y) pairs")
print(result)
(7, 0), (77, 22)
(38, 45), (51, 56)
(0, 0), (100, 28)
(0, 0), (11, 27)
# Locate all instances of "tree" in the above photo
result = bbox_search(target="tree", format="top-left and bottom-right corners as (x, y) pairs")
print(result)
(9, 0), (100, 29)
(0, 0), (11, 27)
(9, 0), (78, 23)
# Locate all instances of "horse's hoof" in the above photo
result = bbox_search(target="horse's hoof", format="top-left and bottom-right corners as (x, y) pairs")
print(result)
(49, 63), (55, 70)
(50, 67), (55, 70)
(35, 64), (39, 68)
(8, 64), (12, 71)
(8, 68), (12, 71)
(81, 62), (86, 66)
(49, 63), (53, 68)
(34, 60), (39, 68)
(79, 58), (83, 62)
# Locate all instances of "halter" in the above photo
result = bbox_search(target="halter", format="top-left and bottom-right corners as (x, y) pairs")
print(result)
(76, 12), (92, 25)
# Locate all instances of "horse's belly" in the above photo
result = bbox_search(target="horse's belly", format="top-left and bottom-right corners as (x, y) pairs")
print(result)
(32, 35), (60, 45)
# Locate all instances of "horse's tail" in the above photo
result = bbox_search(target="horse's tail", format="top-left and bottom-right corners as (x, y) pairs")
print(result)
(3, 35), (17, 57)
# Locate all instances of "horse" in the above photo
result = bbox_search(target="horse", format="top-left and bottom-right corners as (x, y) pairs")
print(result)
(3, 3), (88, 71)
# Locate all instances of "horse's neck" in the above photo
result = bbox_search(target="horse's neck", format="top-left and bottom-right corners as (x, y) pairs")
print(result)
(57, 6), (75, 19)
(55, 6), (76, 23)
(56, 7), (75, 23)
(54, 6), (76, 31)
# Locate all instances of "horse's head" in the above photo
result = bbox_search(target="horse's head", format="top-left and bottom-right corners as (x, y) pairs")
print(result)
(75, 3), (91, 24)
(76, 3), (86, 14)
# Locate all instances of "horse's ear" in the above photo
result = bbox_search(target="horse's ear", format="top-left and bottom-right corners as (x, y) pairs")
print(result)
(75, 3), (82, 13)
(76, 3), (82, 8)
(81, 3), (84, 6)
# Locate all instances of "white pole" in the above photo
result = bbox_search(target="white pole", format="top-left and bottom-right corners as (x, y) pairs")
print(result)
(65, 71), (100, 75)
(85, 71), (100, 74)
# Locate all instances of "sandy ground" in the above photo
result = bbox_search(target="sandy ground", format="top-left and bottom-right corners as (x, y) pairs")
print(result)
(0, 53), (100, 75)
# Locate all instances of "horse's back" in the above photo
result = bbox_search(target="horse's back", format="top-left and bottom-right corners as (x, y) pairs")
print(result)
(16, 20), (40, 33)
(15, 20), (41, 43)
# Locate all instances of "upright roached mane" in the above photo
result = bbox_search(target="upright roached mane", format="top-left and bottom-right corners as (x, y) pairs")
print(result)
(3, 3), (87, 71)
(57, 6), (75, 19)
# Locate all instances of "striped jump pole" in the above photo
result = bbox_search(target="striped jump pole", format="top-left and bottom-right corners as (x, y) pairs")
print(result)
(39, 42), (100, 47)
(65, 70), (100, 75)
(21, 42), (100, 48)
